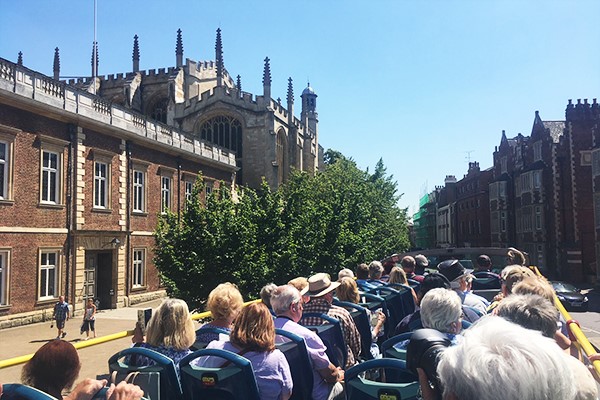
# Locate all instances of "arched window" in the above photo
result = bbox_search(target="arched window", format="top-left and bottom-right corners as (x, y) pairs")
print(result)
(149, 98), (169, 124)
(199, 116), (242, 155)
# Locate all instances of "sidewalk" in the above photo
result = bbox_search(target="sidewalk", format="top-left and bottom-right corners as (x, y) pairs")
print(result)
(0, 298), (181, 384)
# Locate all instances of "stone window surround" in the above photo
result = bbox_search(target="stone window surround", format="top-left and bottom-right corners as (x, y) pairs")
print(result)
(0, 248), (10, 307)
(90, 149), (114, 211)
(38, 135), (68, 207)
(132, 248), (146, 289)
(0, 125), (18, 203)
(38, 248), (61, 302)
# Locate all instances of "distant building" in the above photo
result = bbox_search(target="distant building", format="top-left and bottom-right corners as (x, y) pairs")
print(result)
(424, 99), (600, 282)
(0, 28), (322, 327)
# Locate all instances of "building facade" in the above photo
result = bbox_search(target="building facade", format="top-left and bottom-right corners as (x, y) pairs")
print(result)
(0, 28), (321, 326)
(420, 99), (600, 282)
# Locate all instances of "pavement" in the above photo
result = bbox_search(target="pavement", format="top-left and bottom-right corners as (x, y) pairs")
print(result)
(0, 298), (203, 385)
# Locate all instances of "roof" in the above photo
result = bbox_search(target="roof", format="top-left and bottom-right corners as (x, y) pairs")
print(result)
(302, 85), (316, 96)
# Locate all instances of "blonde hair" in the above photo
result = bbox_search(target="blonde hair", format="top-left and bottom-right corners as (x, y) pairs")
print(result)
(501, 265), (535, 293)
(388, 266), (408, 285)
(207, 282), (244, 320)
(146, 298), (195, 350)
(336, 277), (360, 304)
(230, 302), (275, 352)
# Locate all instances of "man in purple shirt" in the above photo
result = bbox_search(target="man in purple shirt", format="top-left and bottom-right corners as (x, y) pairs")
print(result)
(271, 285), (345, 400)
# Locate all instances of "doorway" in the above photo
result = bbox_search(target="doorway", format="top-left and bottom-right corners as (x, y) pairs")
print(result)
(85, 251), (114, 310)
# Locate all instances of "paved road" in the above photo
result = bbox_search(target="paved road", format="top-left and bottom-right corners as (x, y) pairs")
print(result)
(570, 287), (600, 352)
(0, 299), (200, 385)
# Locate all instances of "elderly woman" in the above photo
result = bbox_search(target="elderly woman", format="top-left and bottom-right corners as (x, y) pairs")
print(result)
(197, 282), (244, 343)
(395, 288), (462, 350)
(21, 339), (81, 398)
(388, 266), (419, 305)
(194, 302), (293, 400)
(131, 298), (195, 373)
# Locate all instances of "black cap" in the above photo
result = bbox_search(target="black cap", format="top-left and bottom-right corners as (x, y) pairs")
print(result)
(437, 259), (473, 282)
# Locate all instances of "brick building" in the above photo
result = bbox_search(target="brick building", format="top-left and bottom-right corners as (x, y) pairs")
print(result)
(422, 99), (600, 282)
(0, 28), (321, 326)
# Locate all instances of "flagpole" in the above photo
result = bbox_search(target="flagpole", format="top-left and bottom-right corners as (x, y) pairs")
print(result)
(93, 0), (97, 95)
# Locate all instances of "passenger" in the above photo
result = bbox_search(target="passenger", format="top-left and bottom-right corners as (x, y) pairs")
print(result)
(337, 277), (386, 357)
(394, 273), (451, 335)
(260, 282), (278, 310)
(475, 254), (495, 274)
(287, 276), (308, 292)
(21, 339), (81, 399)
(401, 256), (424, 283)
(197, 282), (243, 343)
(355, 263), (377, 291)
(130, 298), (194, 374)
(288, 276), (310, 304)
(509, 278), (572, 350)
(337, 268), (355, 281)
(301, 273), (362, 369)
(437, 260), (487, 319)
(421, 317), (584, 400)
(388, 266), (419, 305)
(271, 284), (345, 400)
(487, 265), (536, 313)
(194, 302), (293, 400)
(367, 261), (385, 286)
(381, 260), (394, 282)
(464, 273), (490, 307)
(507, 247), (527, 266)
(394, 288), (462, 350)
(496, 294), (560, 339)
(414, 254), (429, 276)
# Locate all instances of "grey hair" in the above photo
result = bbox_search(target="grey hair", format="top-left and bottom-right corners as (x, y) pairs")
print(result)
(496, 294), (559, 338)
(270, 284), (302, 315)
(260, 283), (278, 308)
(368, 261), (384, 279)
(420, 288), (462, 333)
(438, 316), (576, 400)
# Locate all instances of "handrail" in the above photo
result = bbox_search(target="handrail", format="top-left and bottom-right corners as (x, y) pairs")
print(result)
(0, 299), (262, 369)
(531, 266), (600, 376)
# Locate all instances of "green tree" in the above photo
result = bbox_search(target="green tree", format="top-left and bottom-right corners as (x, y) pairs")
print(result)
(154, 151), (410, 306)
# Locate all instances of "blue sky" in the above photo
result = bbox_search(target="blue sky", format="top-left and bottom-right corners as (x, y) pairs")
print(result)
(1, 1), (599, 213)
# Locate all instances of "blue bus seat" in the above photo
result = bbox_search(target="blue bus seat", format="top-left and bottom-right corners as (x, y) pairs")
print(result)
(299, 312), (347, 368)
(359, 293), (390, 341)
(345, 358), (419, 400)
(406, 278), (421, 293)
(179, 348), (260, 400)
(108, 346), (183, 399)
(193, 326), (230, 350)
(275, 329), (314, 400)
(2, 384), (59, 400)
(369, 286), (415, 336)
(333, 300), (374, 361)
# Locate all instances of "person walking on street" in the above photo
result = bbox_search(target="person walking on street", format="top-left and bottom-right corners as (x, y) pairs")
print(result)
(82, 297), (97, 340)
(53, 295), (70, 339)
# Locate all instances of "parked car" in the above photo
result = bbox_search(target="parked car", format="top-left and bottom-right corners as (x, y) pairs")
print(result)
(551, 281), (589, 311)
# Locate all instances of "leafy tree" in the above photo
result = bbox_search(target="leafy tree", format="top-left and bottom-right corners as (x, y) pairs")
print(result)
(154, 151), (410, 306)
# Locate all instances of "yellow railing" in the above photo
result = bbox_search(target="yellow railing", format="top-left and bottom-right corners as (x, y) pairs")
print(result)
(0, 299), (262, 369)
(531, 266), (600, 376)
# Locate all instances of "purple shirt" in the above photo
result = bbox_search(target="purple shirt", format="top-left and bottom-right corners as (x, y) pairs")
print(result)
(274, 317), (334, 400)
(192, 341), (292, 400)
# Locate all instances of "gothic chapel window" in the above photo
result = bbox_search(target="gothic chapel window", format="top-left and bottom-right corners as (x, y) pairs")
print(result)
(199, 116), (242, 154)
